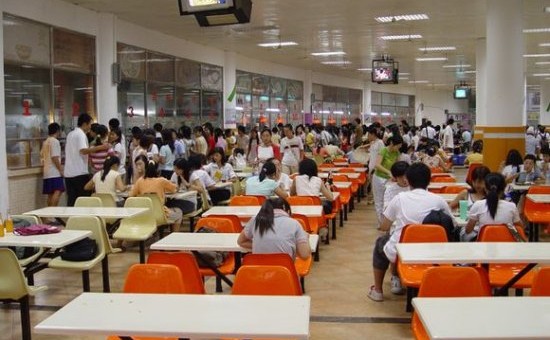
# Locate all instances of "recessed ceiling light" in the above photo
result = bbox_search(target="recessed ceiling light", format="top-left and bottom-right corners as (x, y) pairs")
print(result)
(535, 61), (550, 65)
(409, 80), (430, 84)
(357, 68), (372, 71)
(539, 43), (550, 47)
(399, 77), (409, 80)
(374, 14), (429, 23)
(545, 7), (550, 13)
(311, 51), (346, 56)
(380, 34), (422, 41)
(416, 57), (447, 61)
(524, 54), (550, 57)
(419, 46), (456, 52)
(443, 64), (471, 68)
(533, 73), (550, 76)
(321, 61), (351, 65)
(257, 41), (298, 47)
(523, 28), (550, 33)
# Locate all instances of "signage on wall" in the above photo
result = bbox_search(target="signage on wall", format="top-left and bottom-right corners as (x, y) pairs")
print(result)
(22, 100), (31, 116)
(72, 102), (80, 117)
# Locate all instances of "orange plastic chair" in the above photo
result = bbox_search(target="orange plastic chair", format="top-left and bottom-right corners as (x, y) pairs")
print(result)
(333, 158), (348, 164)
(338, 168), (361, 200)
(287, 195), (328, 244)
(123, 264), (185, 294)
(193, 217), (236, 292)
(477, 224), (534, 291)
(431, 176), (456, 183)
(348, 163), (364, 168)
(332, 174), (355, 212)
(465, 163), (483, 185)
(411, 266), (491, 340)
(147, 252), (205, 294)
(442, 185), (467, 194)
(397, 224), (448, 312)
(429, 167), (443, 174)
(232, 265), (302, 296)
(242, 253), (305, 294)
(530, 267), (550, 296)
(318, 163), (334, 169)
(324, 194), (340, 240)
(332, 182), (352, 221)
(524, 186), (550, 241)
(292, 213), (319, 262)
(203, 214), (243, 232)
(229, 195), (262, 206)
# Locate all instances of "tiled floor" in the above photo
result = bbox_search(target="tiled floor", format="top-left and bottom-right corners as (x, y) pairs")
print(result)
(1, 171), (479, 340)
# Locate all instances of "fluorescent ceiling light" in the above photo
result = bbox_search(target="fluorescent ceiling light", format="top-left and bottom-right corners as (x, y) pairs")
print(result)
(533, 73), (550, 77)
(416, 57), (447, 61)
(463, 70), (477, 74)
(443, 64), (471, 68)
(524, 54), (550, 57)
(535, 61), (550, 65)
(258, 41), (298, 47)
(539, 43), (550, 47)
(399, 72), (410, 76)
(419, 46), (456, 52)
(399, 77), (409, 80)
(380, 34), (422, 41)
(311, 51), (346, 56)
(375, 14), (429, 23)
(409, 80), (429, 84)
(523, 28), (550, 33)
(357, 68), (372, 71)
(545, 7), (550, 13)
(321, 61), (351, 65)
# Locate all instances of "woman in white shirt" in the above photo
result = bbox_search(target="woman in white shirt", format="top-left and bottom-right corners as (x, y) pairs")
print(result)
(108, 127), (126, 183)
(291, 158), (334, 214)
(203, 147), (237, 183)
(84, 156), (126, 204)
(464, 172), (523, 241)
(269, 158), (292, 192)
(166, 158), (196, 215)
(186, 153), (230, 205)
(256, 128), (281, 171)
(159, 129), (176, 180)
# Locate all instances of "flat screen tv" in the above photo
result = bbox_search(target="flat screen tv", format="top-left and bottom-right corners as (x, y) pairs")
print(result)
(371, 59), (398, 84)
(179, 0), (234, 13)
(453, 85), (470, 99)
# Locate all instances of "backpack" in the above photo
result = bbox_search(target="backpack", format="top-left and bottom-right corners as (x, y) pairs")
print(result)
(422, 209), (460, 242)
(61, 237), (98, 261)
(194, 227), (228, 268)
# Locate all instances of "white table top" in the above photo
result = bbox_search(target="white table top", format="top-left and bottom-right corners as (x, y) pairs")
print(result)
(413, 297), (550, 339)
(509, 183), (533, 191)
(396, 242), (550, 264)
(526, 194), (550, 203)
(320, 167), (368, 173)
(318, 172), (360, 179)
(332, 182), (352, 189)
(35, 293), (311, 339)
(0, 230), (91, 248)
(431, 173), (456, 178)
(151, 232), (319, 252)
(118, 190), (197, 200)
(213, 182), (233, 189)
(332, 162), (349, 167)
(437, 193), (459, 202)
(203, 205), (323, 217)
(427, 182), (469, 189)
(24, 207), (148, 219)
(235, 172), (253, 178)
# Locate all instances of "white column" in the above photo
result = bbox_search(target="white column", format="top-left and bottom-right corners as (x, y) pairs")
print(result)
(0, 1), (9, 216)
(540, 80), (550, 126)
(95, 13), (118, 125)
(303, 70), (312, 113)
(475, 38), (487, 126)
(223, 51), (237, 128)
(485, 0), (523, 127)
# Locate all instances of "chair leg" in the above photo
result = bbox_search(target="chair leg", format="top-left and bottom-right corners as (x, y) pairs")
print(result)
(515, 288), (524, 296)
(139, 241), (146, 264)
(189, 217), (195, 232)
(314, 242), (320, 262)
(19, 295), (31, 340)
(215, 277), (223, 293)
(339, 210), (344, 227)
(331, 218), (337, 240)
(300, 277), (305, 294)
(405, 287), (417, 312)
(344, 204), (348, 221)
(82, 270), (90, 292)
(27, 274), (34, 286)
(101, 256), (110, 293)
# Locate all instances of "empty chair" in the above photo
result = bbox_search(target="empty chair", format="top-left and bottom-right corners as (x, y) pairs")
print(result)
(0, 248), (47, 340)
(243, 253), (304, 294)
(524, 185), (550, 241)
(74, 197), (121, 255)
(181, 190), (210, 231)
(229, 195), (262, 206)
(287, 195), (328, 244)
(411, 266), (491, 340)
(232, 265), (302, 296)
(292, 213), (319, 262)
(442, 185), (467, 194)
(91, 192), (120, 231)
(147, 252), (205, 294)
(204, 214), (243, 232)
(530, 267), (550, 296)
(113, 197), (157, 263)
(123, 264), (185, 294)
(431, 176), (456, 183)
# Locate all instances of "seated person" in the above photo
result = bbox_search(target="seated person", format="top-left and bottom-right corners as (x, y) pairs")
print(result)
(420, 145), (448, 172)
(465, 140), (483, 165)
(84, 156), (126, 205)
(383, 161), (410, 213)
(185, 154), (229, 205)
(516, 154), (544, 184)
(245, 161), (288, 199)
(268, 157), (292, 192)
(449, 166), (491, 211)
(368, 163), (454, 302)
(228, 147), (247, 170)
(313, 143), (345, 161)
(291, 158), (334, 214)
(465, 172), (523, 240)
(237, 198), (311, 261)
(500, 149), (523, 184)
(203, 147), (238, 183)
(167, 158), (197, 215)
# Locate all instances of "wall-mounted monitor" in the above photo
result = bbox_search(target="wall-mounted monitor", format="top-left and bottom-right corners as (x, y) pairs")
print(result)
(453, 85), (470, 99)
(179, 0), (234, 13)
(371, 59), (398, 84)
(178, 0), (252, 27)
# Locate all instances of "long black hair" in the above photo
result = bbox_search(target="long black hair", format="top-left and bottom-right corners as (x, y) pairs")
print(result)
(468, 165), (491, 193)
(101, 156), (120, 182)
(254, 198), (292, 237)
(505, 149), (523, 173)
(185, 154), (203, 181)
(144, 160), (159, 179)
(173, 158), (188, 186)
(484, 172), (506, 219)
(298, 158), (318, 178)
(209, 147), (227, 165)
(259, 161), (276, 182)
(161, 129), (175, 152)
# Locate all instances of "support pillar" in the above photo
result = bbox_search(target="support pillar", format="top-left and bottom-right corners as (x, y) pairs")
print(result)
(223, 51), (237, 128)
(0, 1), (9, 217)
(474, 38), (487, 141)
(96, 13), (118, 126)
(539, 80), (550, 126)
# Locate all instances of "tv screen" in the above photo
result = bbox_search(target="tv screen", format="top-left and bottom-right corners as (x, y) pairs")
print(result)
(180, 0), (234, 13)
(454, 87), (469, 99)
(371, 60), (398, 84)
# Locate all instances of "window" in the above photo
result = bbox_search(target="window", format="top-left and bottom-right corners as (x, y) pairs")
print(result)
(371, 91), (415, 125)
(312, 84), (362, 126)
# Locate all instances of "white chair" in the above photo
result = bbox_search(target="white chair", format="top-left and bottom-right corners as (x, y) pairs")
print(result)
(74, 196), (122, 254)
(181, 190), (210, 232)
(0, 248), (47, 340)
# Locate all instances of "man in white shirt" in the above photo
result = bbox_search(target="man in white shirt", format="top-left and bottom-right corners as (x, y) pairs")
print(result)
(280, 124), (304, 174)
(525, 126), (539, 156)
(442, 118), (455, 152)
(367, 163), (455, 302)
(420, 121), (436, 140)
(64, 113), (109, 206)
(461, 129), (472, 153)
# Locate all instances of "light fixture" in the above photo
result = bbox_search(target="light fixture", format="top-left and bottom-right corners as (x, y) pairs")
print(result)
(409, 80), (430, 84)
(533, 73), (550, 77)
(357, 68), (372, 71)
(419, 46), (456, 52)
(399, 77), (409, 80)
(321, 61), (351, 65)
(524, 54), (550, 57)
(416, 57), (447, 61)
(311, 51), (346, 56)
(258, 41), (298, 47)
(177, 0), (252, 27)
(380, 34), (422, 41)
(545, 7), (550, 13)
(399, 72), (410, 76)
(539, 43), (550, 47)
(535, 61), (550, 65)
(523, 28), (550, 33)
(463, 70), (477, 74)
(443, 64), (471, 68)
(374, 14), (429, 23)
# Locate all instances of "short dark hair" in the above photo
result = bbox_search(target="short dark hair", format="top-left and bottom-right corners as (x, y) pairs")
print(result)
(77, 113), (92, 127)
(524, 154), (537, 162)
(237, 125), (246, 133)
(387, 135), (403, 146)
(406, 163), (431, 189)
(108, 118), (120, 129)
(542, 145), (550, 156)
(298, 158), (318, 178)
(153, 123), (163, 132)
(447, 118), (455, 125)
(472, 140), (483, 153)
(48, 122), (61, 135)
(390, 161), (409, 178)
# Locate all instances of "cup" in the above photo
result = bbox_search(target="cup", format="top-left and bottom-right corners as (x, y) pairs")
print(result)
(0, 225), (4, 237)
(4, 218), (13, 233)
(459, 200), (468, 220)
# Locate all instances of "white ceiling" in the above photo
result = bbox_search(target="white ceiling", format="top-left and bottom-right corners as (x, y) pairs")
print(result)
(64, 0), (550, 89)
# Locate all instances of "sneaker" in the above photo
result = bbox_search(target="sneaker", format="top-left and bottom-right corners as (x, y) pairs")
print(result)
(390, 276), (404, 295)
(367, 285), (384, 302)
(319, 227), (329, 239)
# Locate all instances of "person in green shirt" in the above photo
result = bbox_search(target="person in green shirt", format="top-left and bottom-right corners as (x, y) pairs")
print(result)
(372, 135), (403, 228)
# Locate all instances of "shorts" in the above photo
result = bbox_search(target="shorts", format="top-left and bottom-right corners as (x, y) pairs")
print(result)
(373, 234), (391, 271)
(43, 177), (65, 194)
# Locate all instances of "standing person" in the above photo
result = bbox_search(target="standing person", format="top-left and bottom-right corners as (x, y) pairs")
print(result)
(525, 126), (540, 157)
(304, 125), (315, 152)
(179, 125), (194, 159)
(256, 128), (281, 171)
(89, 124), (112, 173)
(224, 128), (236, 157)
(295, 124), (306, 145)
(236, 125), (249, 155)
(271, 127), (281, 145)
(203, 123), (216, 153)
(280, 124), (304, 175)
(109, 127), (126, 184)
(247, 126), (259, 165)
(214, 128), (227, 152)
(159, 129), (175, 179)
(64, 113), (107, 206)
(410, 126), (420, 151)
(108, 118), (125, 148)
(193, 126), (208, 156)
(354, 118), (364, 148)
(41, 123), (64, 207)
(372, 135), (403, 228)
(153, 123), (163, 148)
(462, 128), (472, 153)
(442, 118), (455, 152)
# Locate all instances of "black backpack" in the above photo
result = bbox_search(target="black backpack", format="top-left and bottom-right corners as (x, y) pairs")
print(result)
(194, 227), (227, 268)
(61, 237), (98, 261)
(422, 209), (460, 242)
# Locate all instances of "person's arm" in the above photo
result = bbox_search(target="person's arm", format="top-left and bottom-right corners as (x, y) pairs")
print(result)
(296, 239), (311, 260)
(237, 231), (253, 251)
(84, 177), (95, 191)
(290, 178), (297, 196)
(158, 147), (167, 165)
(448, 190), (467, 210)
(374, 152), (391, 177)
(80, 143), (110, 155)
(320, 180), (334, 201)
(379, 216), (394, 232)
(189, 178), (207, 193)
(115, 175), (126, 192)
(439, 156), (450, 172)
(465, 218), (477, 234)
(52, 156), (63, 177)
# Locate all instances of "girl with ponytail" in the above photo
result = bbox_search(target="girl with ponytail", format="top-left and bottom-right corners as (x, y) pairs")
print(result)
(84, 156), (126, 204)
(464, 172), (522, 241)
(245, 161), (288, 199)
(237, 198), (311, 260)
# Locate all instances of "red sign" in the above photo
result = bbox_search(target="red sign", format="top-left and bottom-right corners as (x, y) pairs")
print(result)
(158, 107), (165, 117)
(22, 100), (31, 116)
(72, 102), (80, 117)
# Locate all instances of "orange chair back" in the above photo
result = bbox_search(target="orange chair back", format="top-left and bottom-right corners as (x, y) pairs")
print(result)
(332, 174), (350, 182)
(232, 265), (302, 295)
(147, 252), (205, 294)
(466, 163), (483, 185)
(531, 267), (550, 296)
(195, 217), (234, 233)
(229, 195), (261, 206)
(442, 186), (467, 194)
(203, 214), (243, 232)
(528, 186), (550, 194)
(348, 163), (364, 168)
(292, 213), (312, 233)
(430, 167), (443, 174)
(123, 264), (185, 294)
(418, 266), (492, 297)
(318, 163), (334, 169)
(477, 224), (527, 242)
(287, 196), (315, 206)
(431, 176), (456, 183)
(242, 253), (302, 294)
(338, 168), (355, 173)
(399, 224), (448, 243)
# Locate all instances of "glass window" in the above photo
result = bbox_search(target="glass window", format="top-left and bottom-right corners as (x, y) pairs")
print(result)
(118, 80), (146, 131)
(176, 58), (200, 89)
(147, 52), (174, 83)
(201, 64), (222, 92)
(118, 44), (146, 81)
(201, 91), (222, 124)
(4, 15), (50, 66)
(54, 70), (96, 130)
(236, 72), (252, 93)
(147, 83), (176, 129)
(176, 89), (201, 127)
(53, 29), (95, 73)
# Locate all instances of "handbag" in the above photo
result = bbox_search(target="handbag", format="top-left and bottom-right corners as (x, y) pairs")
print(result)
(60, 237), (98, 261)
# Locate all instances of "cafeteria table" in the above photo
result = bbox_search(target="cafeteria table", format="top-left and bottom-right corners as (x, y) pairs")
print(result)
(319, 167), (368, 173)
(24, 207), (148, 220)
(437, 193), (459, 202)
(427, 182), (469, 190)
(413, 297), (550, 339)
(318, 172), (360, 179)
(35, 293), (311, 339)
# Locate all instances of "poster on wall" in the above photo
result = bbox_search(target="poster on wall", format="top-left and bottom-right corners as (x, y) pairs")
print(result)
(236, 72), (252, 93)
(252, 75), (269, 95)
(118, 45), (146, 80)
(270, 78), (287, 97)
(201, 65), (223, 92)
(176, 58), (200, 89)
(4, 16), (50, 66)
(287, 80), (303, 99)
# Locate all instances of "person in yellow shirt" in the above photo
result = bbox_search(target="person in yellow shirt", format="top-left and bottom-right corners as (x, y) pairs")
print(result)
(465, 140), (483, 165)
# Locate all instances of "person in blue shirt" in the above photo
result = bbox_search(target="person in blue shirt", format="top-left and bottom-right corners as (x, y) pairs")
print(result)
(245, 161), (288, 199)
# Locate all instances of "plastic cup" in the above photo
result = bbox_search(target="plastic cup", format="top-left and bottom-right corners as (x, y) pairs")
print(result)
(459, 200), (468, 220)
(4, 218), (13, 233)
(0, 225), (4, 237)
